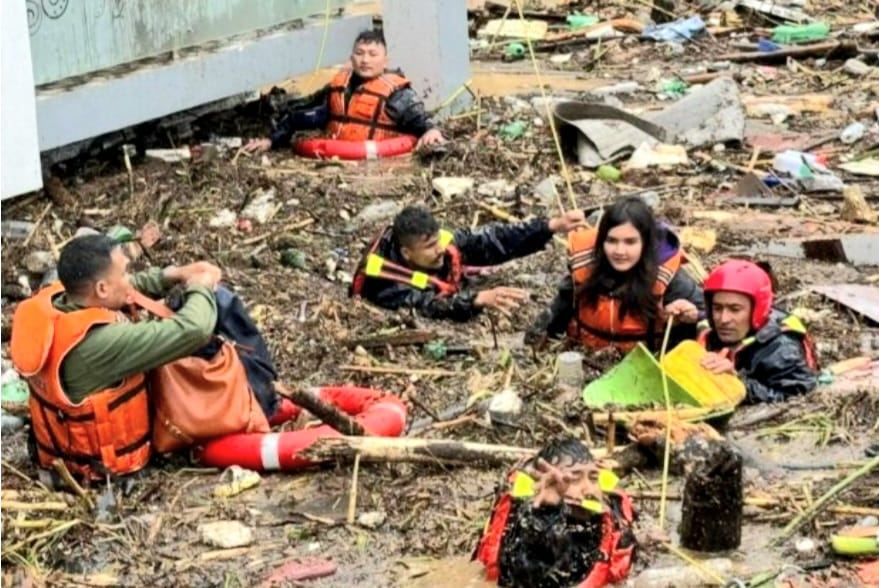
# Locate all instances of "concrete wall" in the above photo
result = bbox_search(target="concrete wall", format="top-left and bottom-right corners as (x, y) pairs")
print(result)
(2, 0), (43, 199)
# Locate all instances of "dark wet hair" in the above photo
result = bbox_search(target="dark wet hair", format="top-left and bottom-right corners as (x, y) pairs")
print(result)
(58, 235), (120, 297)
(534, 436), (594, 468)
(354, 29), (386, 48)
(578, 196), (659, 324)
(392, 205), (439, 249)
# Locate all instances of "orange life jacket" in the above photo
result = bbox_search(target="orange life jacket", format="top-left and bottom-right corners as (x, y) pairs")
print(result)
(325, 69), (412, 141)
(567, 228), (682, 351)
(475, 488), (636, 587)
(350, 227), (463, 298)
(9, 282), (151, 480)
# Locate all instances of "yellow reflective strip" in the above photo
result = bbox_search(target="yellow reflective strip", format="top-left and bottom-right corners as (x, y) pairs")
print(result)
(782, 315), (807, 334)
(365, 254), (384, 277)
(439, 229), (454, 249)
(511, 472), (536, 498)
(598, 470), (619, 493)
(740, 336), (757, 348)
(410, 271), (430, 289)
(580, 499), (604, 513)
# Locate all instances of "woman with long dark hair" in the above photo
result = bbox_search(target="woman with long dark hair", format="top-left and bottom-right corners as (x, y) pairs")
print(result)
(530, 196), (704, 352)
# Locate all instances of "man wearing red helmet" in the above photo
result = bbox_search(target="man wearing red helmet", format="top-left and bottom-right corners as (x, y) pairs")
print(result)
(697, 259), (817, 403)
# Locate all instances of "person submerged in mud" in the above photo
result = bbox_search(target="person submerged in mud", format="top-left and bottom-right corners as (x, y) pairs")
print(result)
(349, 205), (587, 321)
(697, 259), (818, 403)
(475, 437), (636, 588)
(244, 29), (445, 154)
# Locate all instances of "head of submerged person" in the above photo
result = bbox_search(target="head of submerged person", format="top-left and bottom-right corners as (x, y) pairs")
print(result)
(579, 196), (660, 322)
(703, 259), (774, 345)
(393, 205), (446, 271)
(350, 29), (388, 79)
(532, 436), (603, 505)
(58, 235), (132, 311)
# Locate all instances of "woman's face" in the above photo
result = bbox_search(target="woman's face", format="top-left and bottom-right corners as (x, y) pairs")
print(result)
(603, 222), (643, 273)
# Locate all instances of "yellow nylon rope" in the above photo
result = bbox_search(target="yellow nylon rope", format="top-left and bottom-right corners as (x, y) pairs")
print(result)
(315, 0), (332, 73)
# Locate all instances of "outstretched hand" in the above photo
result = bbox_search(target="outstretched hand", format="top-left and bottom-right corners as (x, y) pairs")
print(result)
(244, 138), (272, 154)
(548, 210), (587, 233)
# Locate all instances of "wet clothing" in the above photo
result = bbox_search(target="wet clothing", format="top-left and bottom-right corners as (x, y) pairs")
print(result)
(350, 219), (555, 322)
(325, 69), (410, 141)
(477, 491), (636, 588)
(698, 309), (818, 404)
(270, 68), (436, 149)
(51, 268), (217, 403)
(537, 226), (704, 351)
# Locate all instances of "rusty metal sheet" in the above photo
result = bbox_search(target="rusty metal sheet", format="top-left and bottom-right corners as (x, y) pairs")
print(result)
(811, 284), (879, 323)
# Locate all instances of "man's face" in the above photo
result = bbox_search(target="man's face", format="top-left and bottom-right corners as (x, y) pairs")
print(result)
(350, 41), (388, 79)
(711, 291), (753, 344)
(603, 222), (643, 273)
(93, 248), (133, 310)
(560, 460), (603, 504)
(401, 233), (445, 271)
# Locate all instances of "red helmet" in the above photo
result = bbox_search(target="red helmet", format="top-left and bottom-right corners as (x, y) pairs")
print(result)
(703, 259), (773, 330)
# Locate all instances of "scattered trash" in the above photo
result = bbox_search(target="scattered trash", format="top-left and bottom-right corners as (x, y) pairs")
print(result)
(145, 148), (191, 163)
(236, 218), (253, 233)
(198, 520), (253, 548)
(477, 179), (516, 198)
(357, 510), (387, 529)
(626, 143), (689, 170)
(261, 559), (337, 587)
(209, 209), (237, 228)
(214, 466), (261, 498)
(557, 351), (585, 394)
(839, 158), (879, 176)
(632, 558), (733, 588)
(736, 0), (811, 24)
(754, 233), (879, 267)
(596, 165), (621, 182)
(478, 18), (548, 41)
(566, 14), (598, 30)
(840, 185), (878, 223)
(772, 23), (830, 44)
(354, 200), (402, 227)
(548, 53), (572, 64)
(107, 225), (134, 242)
(488, 388), (522, 426)
(642, 16), (706, 44)
(810, 285), (879, 324)
(1, 220), (35, 241)
(772, 150), (828, 179)
(840, 122), (866, 144)
(22, 251), (55, 274)
(432, 177), (475, 199)
(1, 410), (25, 433)
(679, 227), (717, 253)
(498, 120), (527, 140)
(844, 58), (873, 76)
(504, 42), (525, 61)
(242, 188), (279, 224)
(743, 93), (833, 117)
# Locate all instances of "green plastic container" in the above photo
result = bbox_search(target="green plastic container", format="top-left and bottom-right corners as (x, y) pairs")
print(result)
(597, 165), (621, 182)
(771, 22), (829, 44)
(499, 121), (527, 140)
(504, 42), (525, 60)
(107, 224), (134, 242)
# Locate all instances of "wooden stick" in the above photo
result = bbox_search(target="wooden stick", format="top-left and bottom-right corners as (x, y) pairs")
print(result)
(338, 365), (459, 377)
(717, 41), (857, 64)
(632, 491), (879, 517)
(774, 454), (879, 544)
(52, 460), (94, 509)
(347, 453), (361, 525)
(23, 202), (53, 248)
(343, 330), (435, 350)
(299, 435), (610, 467)
(275, 383), (365, 436)
(1, 500), (69, 512)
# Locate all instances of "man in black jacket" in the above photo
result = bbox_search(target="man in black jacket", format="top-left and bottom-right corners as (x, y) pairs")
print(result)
(350, 205), (586, 322)
(698, 259), (817, 403)
(245, 29), (443, 153)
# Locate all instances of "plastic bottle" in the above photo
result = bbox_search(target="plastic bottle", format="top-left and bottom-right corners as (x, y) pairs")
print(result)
(632, 558), (734, 588)
(566, 14), (598, 30)
(772, 150), (828, 178)
(772, 22), (830, 44)
(557, 351), (585, 391)
(840, 122), (866, 144)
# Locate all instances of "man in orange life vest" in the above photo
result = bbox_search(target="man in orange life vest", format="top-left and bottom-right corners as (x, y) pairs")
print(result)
(244, 29), (444, 154)
(474, 437), (636, 588)
(350, 205), (587, 321)
(698, 259), (818, 404)
(9, 235), (222, 480)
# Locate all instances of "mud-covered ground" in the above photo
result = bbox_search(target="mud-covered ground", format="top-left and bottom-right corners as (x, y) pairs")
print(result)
(3, 1), (879, 586)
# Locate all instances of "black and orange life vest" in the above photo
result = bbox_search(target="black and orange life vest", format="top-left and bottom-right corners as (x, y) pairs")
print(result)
(9, 282), (151, 480)
(475, 484), (636, 587)
(697, 314), (818, 370)
(350, 227), (463, 298)
(567, 228), (682, 351)
(326, 69), (411, 141)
